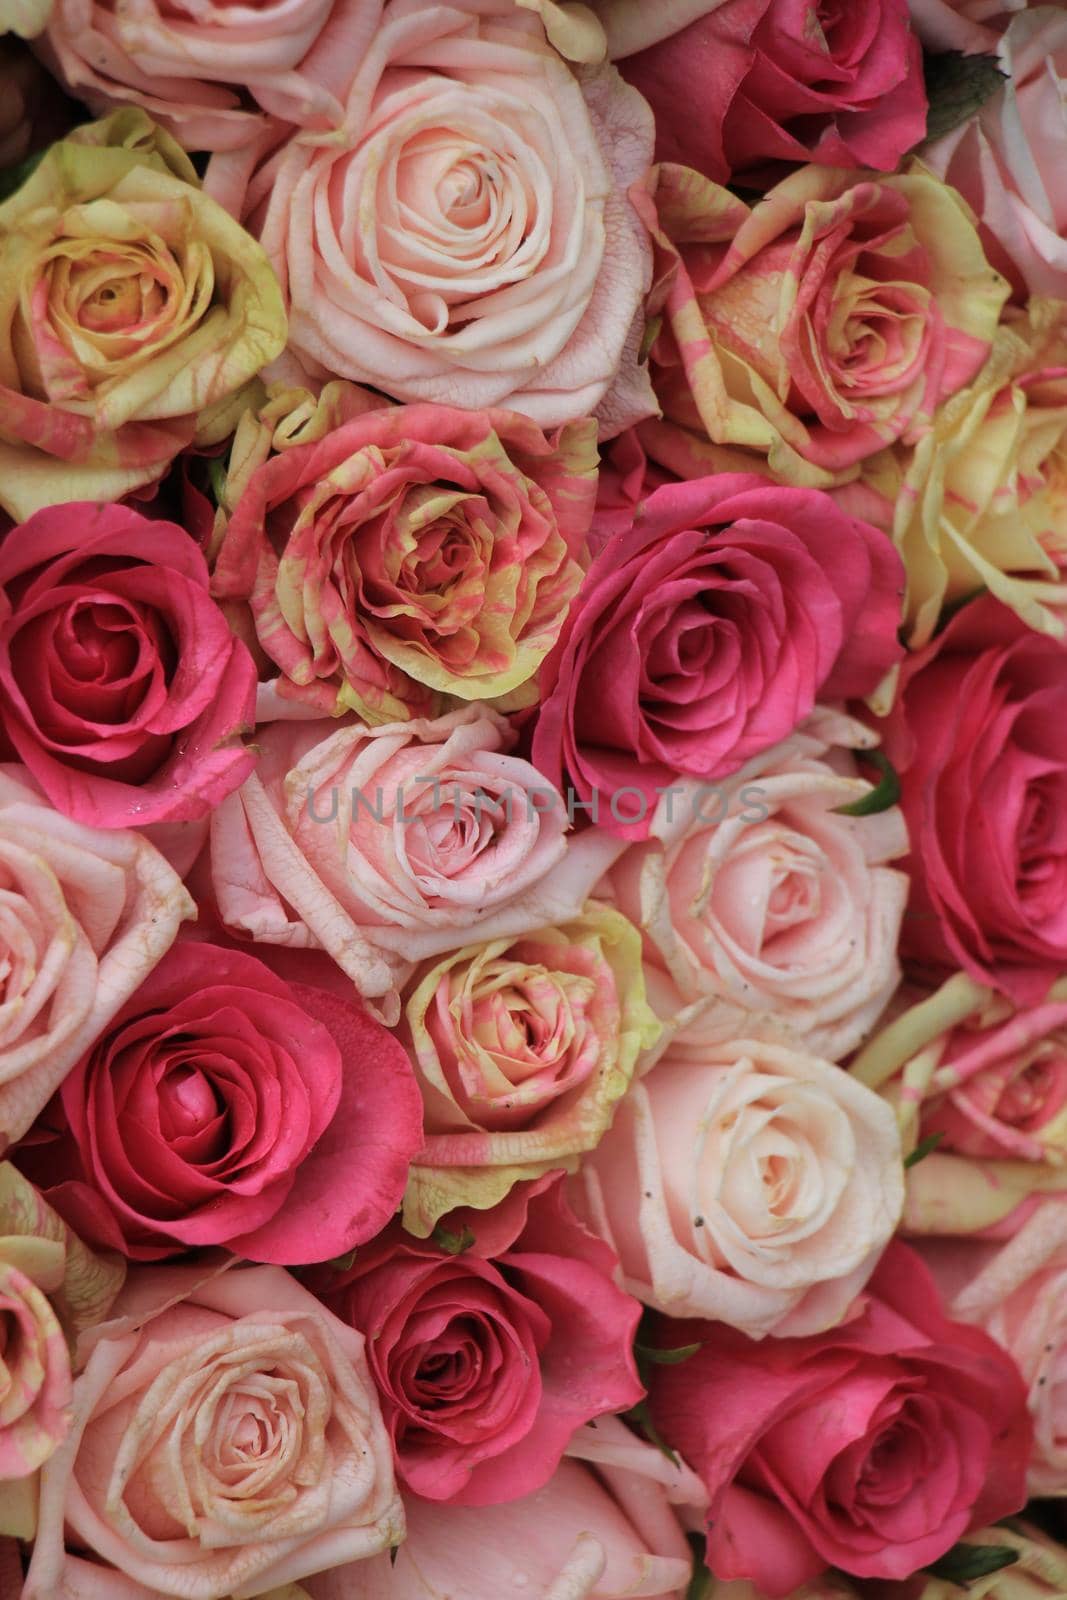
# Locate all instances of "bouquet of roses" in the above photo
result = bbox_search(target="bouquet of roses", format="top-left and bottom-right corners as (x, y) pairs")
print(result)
(1, 0), (1067, 1595)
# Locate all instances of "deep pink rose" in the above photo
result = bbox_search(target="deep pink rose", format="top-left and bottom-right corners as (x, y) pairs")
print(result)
(315, 1174), (643, 1505)
(15, 939), (422, 1265)
(0, 503), (256, 829)
(531, 473), (903, 838)
(649, 1241), (1032, 1595)
(621, 0), (926, 183)
(879, 594), (1067, 1004)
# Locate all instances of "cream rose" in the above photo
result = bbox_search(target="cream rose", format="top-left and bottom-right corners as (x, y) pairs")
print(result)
(210, 706), (624, 1022)
(604, 714), (909, 1063)
(23, 1264), (403, 1600)
(205, 0), (654, 431)
(0, 765), (194, 1146)
(575, 1033), (904, 1339)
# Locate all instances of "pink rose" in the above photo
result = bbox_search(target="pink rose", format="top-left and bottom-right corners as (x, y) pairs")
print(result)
(923, 1202), (1067, 1495)
(23, 1264), (403, 1599)
(620, 0), (926, 183)
(0, 765), (193, 1146)
(604, 719), (909, 1061)
(531, 474), (903, 839)
(211, 404), (596, 721)
(908, 0), (1034, 54)
(649, 1242), (1032, 1595)
(575, 1030), (903, 1339)
(0, 503), (257, 829)
(587, 0), (727, 57)
(210, 706), (624, 1021)
(37, 0), (379, 152)
(924, 11), (1067, 297)
(305, 1416), (704, 1599)
(314, 1174), (643, 1505)
(205, 1), (655, 431)
(15, 940), (422, 1264)
(879, 594), (1067, 1004)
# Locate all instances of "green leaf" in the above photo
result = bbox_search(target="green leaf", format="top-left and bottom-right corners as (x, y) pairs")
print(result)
(685, 1535), (712, 1600)
(638, 314), (663, 364)
(636, 1341), (701, 1367)
(622, 1399), (680, 1468)
(921, 50), (1006, 145)
(324, 1247), (358, 1273)
(0, 149), (45, 203)
(833, 751), (901, 817)
(207, 455), (229, 507)
(431, 1223), (476, 1256)
(389, 1545), (400, 1568)
(926, 1543), (1020, 1585)
(904, 1131), (945, 1169)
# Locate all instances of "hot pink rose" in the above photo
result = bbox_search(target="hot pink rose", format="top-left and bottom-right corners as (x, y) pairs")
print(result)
(0, 765), (194, 1147)
(305, 1416), (705, 1599)
(314, 1174), (643, 1505)
(37, 0), (379, 152)
(211, 404), (596, 722)
(649, 1241), (1032, 1595)
(210, 706), (624, 1020)
(0, 503), (257, 829)
(879, 594), (1067, 1005)
(620, 0), (926, 183)
(15, 939), (422, 1265)
(23, 1263), (403, 1600)
(924, 11), (1067, 297)
(205, 0), (655, 431)
(531, 474), (904, 838)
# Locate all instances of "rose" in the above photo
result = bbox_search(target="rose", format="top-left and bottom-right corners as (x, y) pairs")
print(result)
(211, 404), (596, 722)
(863, 299), (1067, 647)
(586, 0), (726, 56)
(28, 1563), (312, 1600)
(209, 706), (625, 1022)
(400, 904), (661, 1234)
(878, 594), (1067, 1005)
(0, 0), (51, 36)
(0, 765), (193, 1147)
(643, 160), (1009, 485)
(17, 940), (422, 1265)
(0, 502), (258, 830)
(530, 472), (904, 838)
(619, 0), (926, 183)
(204, 0), (654, 432)
(0, 1163), (125, 1501)
(921, 1203), (1067, 1496)
(316, 1174), (643, 1505)
(604, 716), (909, 1063)
(648, 1241), (1032, 1595)
(0, 110), (285, 520)
(304, 1415), (704, 1599)
(907, 0), (1035, 52)
(924, 11), (1067, 297)
(22, 1262), (403, 1600)
(575, 1024), (904, 1339)
(36, 0), (376, 154)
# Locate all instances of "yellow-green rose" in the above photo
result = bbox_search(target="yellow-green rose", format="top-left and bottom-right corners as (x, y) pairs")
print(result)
(0, 109), (285, 518)
(399, 903), (661, 1234)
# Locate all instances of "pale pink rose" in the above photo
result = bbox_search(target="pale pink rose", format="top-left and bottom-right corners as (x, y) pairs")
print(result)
(36, 0), (382, 152)
(908, 0), (1037, 52)
(210, 707), (625, 1023)
(924, 10), (1067, 296)
(23, 1264), (403, 1600)
(304, 1415), (703, 1599)
(923, 1201), (1067, 1496)
(20, 1556), (312, 1599)
(205, 0), (655, 432)
(604, 716), (909, 1062)
(575, 1031), (904, 1339)
(0, 766), (194, 1147)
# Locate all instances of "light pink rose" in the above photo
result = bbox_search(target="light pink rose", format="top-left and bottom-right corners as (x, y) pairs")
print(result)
(36, 0), (382, 152)
(575, 1030), (904, 1339)
(205, 0), (655, 431)
(23, 1264), (403, 1600)
(907, 0), (1036, 53)
(603, 716), (909, 1062)
(304, 1415), (703, 1599)
(922, 1201), (1067, 1496)
(924, 10), (1067, 296)
(0, 766), (194, 1147)
(210, 707), (624, 1022)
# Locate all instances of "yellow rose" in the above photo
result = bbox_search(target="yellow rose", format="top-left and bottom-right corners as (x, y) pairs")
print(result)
(0, 109), (285, 518)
